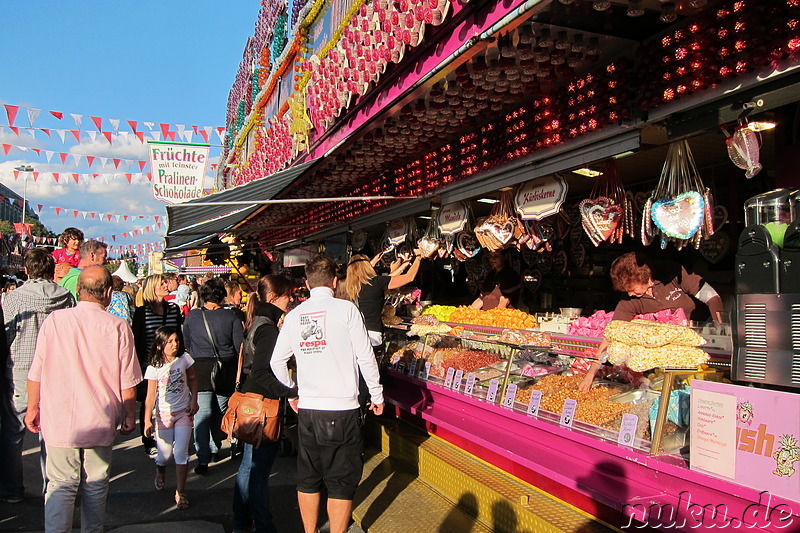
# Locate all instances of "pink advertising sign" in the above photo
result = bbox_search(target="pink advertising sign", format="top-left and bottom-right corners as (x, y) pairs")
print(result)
(691, 380), (800, 504)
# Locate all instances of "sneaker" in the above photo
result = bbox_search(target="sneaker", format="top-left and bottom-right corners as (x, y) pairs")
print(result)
(146, 447), (158, 458)
(0, 495), (24, 504)
(194, 464), (208, 475)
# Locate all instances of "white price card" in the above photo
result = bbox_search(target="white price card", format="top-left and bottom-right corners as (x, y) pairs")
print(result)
(421, 361), (431, 381)
(408, 358), (418, 376)
(527, 390), (543, 416)
(444, 367), (455, 388)
(464, 373), (477, 395)
(618, 413), (639, 446)
(486, 379), (500, 403)
(502, 384), (518, 409)
(452, 370), (464, 392)
(560, 398), (577, 427)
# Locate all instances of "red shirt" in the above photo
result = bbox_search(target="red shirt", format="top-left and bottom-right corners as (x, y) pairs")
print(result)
(52, 248), (80, 268)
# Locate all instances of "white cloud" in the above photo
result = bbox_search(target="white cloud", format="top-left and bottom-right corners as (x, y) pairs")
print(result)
(68, 132), (149, 160)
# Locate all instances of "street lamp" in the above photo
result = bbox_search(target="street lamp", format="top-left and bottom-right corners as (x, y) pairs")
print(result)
(13, 165), (33, 225)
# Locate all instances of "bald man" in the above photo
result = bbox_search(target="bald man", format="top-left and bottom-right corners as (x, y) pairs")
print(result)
(26, 265), (142, 532)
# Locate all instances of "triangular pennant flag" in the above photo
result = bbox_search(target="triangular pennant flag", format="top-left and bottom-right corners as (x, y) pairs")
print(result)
(60, 152), (68, 164)
(109, 119), (120, 133)
(106, 214), (113, 221)
(72, 174), (79, 183)
(124, 173), (132, 183)
(36, 204), (43, 213)
(55, 207), (62, 215)
(123, 215), (129, 221)
(151, 132), (162, 141)
(81, 212), (88, 220)
(166, 131), (176, 141)
(28, 128), (37, 140)
(31, 172), (39, 182)
(90, 212), (97, 219)
(154, 215), (161, 223)
(136, 132), (145, 143)
(86, 156), (95, 167)
(122, 232), (128, 238)
(91, 116), (103, 131)
(31, 148), (41, 155)
(73, 210), (80, 218)
(160, 123), (170, 138)
(56, 129), (67, 143)
(26, 108), (41, 127)
(127, 120), (138, 133)
(45, 150), (54, 163)
(50, 111), (64, 120)
(40, 128), (51, 138)
(98, 157), (108, 168)
(146, 173), (152, 181)
(87, 131), (97, 143)
(113, 159), (121, 169)
(138, 160), (146, 171)
(119, 131), (129, 142)
(144, 122), (154, 130)
(115, 215), (121, 222)
(71, 154), (81, 166)
(10, 126), (19, 135)
(53, 173), (60, 182)
(4, 104), (19, 127)
(70, 130), (81, 143)
(112, 235), (116, 241)
(199, 127), (211, 143)
(70, 114), (83, 129)
(216, 127), (226, 142)
(102, 131), (113, 144)
(2, 144), (10, 156)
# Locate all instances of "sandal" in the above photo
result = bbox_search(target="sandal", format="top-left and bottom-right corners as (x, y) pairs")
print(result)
(154, 468), (166, 491)
(175, 491), (189, 510)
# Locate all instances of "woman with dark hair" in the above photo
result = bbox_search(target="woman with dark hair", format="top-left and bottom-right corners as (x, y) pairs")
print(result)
(183, 278), (243, 474)
(232, 275), (297, 533)
(132, 274), (184, 455)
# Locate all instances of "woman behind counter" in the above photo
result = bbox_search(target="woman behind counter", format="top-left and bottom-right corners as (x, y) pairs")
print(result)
(471, 250), (521, 310)
(578, 251), (724, 391)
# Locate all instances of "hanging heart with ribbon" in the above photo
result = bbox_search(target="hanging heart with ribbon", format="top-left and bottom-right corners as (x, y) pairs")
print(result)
(651, 191), (705, 240)
(580, 197), (622, 246)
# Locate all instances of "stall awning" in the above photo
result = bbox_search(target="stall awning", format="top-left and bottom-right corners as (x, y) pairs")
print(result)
(164, 159), (319, 255)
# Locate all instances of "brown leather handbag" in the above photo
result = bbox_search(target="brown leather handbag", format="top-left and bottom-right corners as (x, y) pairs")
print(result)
(221, 348), (281, 448)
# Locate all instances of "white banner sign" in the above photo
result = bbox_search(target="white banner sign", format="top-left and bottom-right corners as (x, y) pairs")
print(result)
(148, 141), (209, 204)
(515, 174), (568, 220)
(437, 202), (469, 236)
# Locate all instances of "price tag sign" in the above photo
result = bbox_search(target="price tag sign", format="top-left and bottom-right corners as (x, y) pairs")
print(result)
(618, 413), (639, 446)
(421, 362), (431, 381)
(560, 398), (577, 427)
(444, 367), (455, 388)
(397, 362), (406, 374)
(452, 370), (464, 392)
(408, 358), (418, 376)
(502, 384), (518, 409)
(464, 373), (477, 395)
(527, 390), (543, 416)
(486, 379), (500, 403)
(391, 353), (401, 370)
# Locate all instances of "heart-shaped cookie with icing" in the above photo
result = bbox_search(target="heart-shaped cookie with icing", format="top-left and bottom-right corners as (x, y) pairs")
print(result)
(651, 192), (705, 240)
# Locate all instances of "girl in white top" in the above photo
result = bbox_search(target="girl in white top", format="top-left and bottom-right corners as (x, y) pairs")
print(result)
(144, 326), (199, 510)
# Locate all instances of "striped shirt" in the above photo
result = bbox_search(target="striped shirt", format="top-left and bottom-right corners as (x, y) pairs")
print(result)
(132, 303), (183, 366)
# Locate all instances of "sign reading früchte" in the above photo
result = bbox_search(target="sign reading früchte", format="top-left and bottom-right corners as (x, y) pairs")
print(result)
(437, 202), (469, 236)
(515, 175), (568, 220)
(148, 141), (209, 204)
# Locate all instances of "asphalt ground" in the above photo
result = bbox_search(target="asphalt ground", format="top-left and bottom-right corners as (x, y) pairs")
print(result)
(0, 424), (365, 533)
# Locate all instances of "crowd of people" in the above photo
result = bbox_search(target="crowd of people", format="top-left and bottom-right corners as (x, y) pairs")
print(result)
(0, 227), (389, 533)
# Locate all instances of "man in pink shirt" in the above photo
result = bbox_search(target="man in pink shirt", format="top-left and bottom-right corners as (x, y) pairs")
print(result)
(25, 266), (142, 533)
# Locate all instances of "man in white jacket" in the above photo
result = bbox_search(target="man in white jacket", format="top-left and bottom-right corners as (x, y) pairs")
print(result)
(272, 255), (384, 533)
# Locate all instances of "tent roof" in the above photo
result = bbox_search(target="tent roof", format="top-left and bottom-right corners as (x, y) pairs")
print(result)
(112, 261), (138, 283)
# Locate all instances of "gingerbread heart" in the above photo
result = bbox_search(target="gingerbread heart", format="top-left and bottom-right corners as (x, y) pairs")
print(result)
(489, 220), (515, 245)
(699, 231), (730, 263)
(651, 192), (705, 240)
(587, 204), (622, 240)
(552, 250), (568, 276)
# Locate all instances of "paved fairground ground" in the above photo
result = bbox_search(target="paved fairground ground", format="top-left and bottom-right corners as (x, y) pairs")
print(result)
(0, 427), (365, 533)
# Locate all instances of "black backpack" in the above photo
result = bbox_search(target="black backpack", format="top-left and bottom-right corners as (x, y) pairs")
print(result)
(242, 315), (275, 377)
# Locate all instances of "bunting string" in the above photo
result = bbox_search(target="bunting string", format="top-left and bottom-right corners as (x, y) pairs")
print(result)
(2, 103), (226, 143)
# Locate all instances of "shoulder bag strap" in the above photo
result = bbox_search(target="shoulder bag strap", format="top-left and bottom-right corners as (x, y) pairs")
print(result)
(200, 309), (220, 361)
(234, 344), (244, 391)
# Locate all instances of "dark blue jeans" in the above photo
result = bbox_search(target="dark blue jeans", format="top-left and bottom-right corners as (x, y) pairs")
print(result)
(233, 441), (280, 533)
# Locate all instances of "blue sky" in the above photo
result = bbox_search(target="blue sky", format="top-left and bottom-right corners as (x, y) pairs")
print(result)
(0, 1), (260, 255)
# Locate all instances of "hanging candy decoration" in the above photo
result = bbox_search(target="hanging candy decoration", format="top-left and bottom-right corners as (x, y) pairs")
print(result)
(474, 190), (524, 252)
(579, 160), (634, 246)
(724, 120), (763, 178)
(417, 210), (443, 258)
(645, 140), (715, 250)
